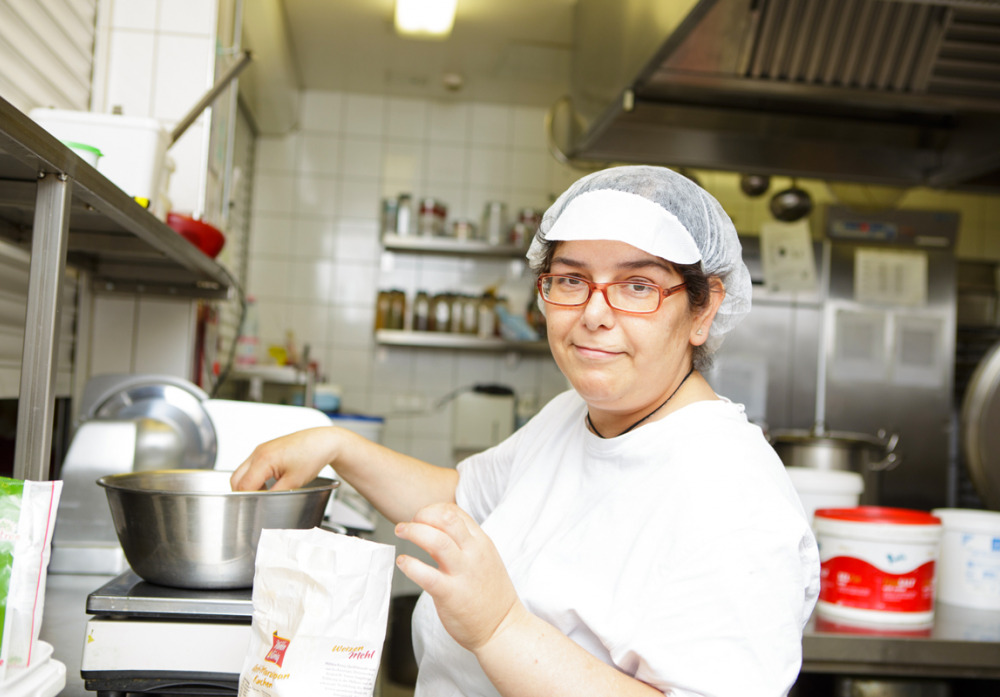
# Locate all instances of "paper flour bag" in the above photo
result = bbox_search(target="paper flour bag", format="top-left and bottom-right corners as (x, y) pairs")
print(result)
(0, 476), (63, 681)
(239, 527), (395, 697)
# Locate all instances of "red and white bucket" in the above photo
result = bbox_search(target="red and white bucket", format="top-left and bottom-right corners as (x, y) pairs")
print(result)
(814, 506), (942, 627)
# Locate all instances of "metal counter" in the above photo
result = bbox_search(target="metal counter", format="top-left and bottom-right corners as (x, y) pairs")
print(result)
(803, 603), (1000, 679)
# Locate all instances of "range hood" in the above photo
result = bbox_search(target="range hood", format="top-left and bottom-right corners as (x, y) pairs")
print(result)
(562, 0), (1000, 192)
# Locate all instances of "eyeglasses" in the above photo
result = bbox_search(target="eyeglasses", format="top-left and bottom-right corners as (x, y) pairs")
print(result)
(536, 274), (687, 314)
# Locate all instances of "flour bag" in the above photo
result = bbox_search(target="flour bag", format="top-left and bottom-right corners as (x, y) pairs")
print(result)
(0, 476), (63, 682)
(238, 527), (395, 697)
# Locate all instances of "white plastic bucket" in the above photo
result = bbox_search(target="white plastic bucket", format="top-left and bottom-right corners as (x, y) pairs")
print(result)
(931, 507), (1000, 611)
(785, 467), (864, 522)
(814, 506), (942, 627)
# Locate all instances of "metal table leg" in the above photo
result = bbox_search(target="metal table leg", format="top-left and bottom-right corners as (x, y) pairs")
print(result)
(13, 170), (71, 481)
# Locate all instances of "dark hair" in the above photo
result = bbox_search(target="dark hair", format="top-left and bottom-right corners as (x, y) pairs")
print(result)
(537, 240), (717, 370)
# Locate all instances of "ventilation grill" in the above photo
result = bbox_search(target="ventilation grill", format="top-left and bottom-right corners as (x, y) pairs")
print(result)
(744, 0), (1000, 100)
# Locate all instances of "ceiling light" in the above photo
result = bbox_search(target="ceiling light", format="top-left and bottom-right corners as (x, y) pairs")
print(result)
(394, 0), (457, 39)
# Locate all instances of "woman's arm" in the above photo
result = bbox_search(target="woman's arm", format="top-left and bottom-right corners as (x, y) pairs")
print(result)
(230, 426), (459, 524)
(395, 503), (663, 697)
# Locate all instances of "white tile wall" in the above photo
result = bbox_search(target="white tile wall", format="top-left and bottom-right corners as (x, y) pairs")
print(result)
(247, 89), (571, 462)
(85, 0), (224, 387)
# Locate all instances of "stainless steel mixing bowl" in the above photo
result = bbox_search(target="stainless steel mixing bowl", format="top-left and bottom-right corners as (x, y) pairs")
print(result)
(98, 469), (339, 589)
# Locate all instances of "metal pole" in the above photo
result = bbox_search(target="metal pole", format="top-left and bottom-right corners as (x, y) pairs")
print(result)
(13, 172), (72, 481)
(170, 50), (253, 146)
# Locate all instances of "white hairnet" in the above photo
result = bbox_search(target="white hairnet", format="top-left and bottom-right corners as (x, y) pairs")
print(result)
(526, 165), (752, 355)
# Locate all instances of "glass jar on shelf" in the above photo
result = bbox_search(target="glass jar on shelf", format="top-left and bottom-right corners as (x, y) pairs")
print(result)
(412, 290), (431, 331)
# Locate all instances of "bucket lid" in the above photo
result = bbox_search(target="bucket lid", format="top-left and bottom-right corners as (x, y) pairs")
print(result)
(62, 140), (103, 156)
(931, 507), (1000, 533)
(785, 466), (864, 494)
(815, 506), (941, 526)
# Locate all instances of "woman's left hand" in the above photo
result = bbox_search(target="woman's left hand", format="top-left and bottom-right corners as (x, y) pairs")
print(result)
(394, 503), (523, 652)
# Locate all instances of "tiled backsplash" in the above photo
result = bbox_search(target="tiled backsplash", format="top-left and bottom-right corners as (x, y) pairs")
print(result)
(250, 91), (574, 464)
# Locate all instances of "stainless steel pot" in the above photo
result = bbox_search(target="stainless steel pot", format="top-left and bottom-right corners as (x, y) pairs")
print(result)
(99, 469), (339, 589)
(770, 429), (900, 505)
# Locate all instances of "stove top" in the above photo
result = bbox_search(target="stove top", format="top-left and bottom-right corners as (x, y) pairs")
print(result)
(86, 569), (253, 621)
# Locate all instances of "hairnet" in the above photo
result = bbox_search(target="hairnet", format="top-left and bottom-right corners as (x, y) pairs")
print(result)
(526, 165), (752, 355)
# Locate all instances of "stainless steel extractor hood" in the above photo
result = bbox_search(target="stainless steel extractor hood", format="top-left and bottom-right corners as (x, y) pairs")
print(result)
(561, 0), (1000, 192)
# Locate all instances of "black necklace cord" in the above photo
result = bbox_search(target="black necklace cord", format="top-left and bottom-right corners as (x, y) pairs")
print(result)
(586, 366), (696, 439)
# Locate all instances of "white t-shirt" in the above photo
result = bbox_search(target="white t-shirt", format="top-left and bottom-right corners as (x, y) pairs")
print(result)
(412, 390), (820, 697)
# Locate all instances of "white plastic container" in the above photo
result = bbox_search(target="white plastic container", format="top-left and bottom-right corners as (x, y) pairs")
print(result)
(814, 506), (942, 627)
(785, 467), (864, 522)
(29, 108), (169, 213)
(931, 507), (1000, 610)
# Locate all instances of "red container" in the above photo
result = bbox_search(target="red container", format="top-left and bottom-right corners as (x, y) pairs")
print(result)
(814, 506), (942, 627)
(167, 212), (226, 258)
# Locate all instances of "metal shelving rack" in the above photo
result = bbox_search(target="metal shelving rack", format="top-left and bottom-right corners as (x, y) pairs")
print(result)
(0, 96), (231, 481)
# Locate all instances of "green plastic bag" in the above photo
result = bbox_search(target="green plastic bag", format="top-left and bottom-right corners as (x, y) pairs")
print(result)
(0, 476), (62, 682)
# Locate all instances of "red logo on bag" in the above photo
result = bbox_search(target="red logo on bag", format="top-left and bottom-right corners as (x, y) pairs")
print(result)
(265, 631), (290, 667)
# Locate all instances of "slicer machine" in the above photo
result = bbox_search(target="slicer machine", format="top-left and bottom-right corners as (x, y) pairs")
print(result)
(50, 373), (371, 576)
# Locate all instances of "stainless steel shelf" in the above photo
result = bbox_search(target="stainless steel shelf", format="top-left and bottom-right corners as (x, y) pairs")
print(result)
(0, 97), (230, 298)
(375, 329), (549, 354)
(802, 604), (1000, 679)
(381, 233), (530, 258)
(2, 95), (232, 482)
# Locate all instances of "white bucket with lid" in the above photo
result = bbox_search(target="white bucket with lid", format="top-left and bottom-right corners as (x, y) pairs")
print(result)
(785, 467), (864, 522)
(931, 507), (1000, 610)
(814, 506), (942, 627)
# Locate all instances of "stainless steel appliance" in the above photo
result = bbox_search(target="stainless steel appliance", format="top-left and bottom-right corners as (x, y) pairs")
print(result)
(713, 206), (958, 510)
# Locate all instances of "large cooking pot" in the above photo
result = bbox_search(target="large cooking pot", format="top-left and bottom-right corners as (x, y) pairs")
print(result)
(99, 469), (339, 589)
(770, 429), (899, 505)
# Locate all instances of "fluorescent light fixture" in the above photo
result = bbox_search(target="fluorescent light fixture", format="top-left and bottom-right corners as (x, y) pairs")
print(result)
(395, 0), (457, 38)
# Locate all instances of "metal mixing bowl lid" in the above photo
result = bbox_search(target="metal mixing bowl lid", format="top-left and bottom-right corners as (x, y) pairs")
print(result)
(961, 339), (1000, 510)
(90, 377), (217, 470)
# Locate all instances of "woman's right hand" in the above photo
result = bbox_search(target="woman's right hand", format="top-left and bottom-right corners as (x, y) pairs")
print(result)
(229, 426), (338, 492)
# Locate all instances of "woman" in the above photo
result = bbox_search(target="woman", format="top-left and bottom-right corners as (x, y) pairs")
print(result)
(231, 165), (819, 697)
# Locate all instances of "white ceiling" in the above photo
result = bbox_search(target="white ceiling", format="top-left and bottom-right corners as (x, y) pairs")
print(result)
(277, 0), (577, 107)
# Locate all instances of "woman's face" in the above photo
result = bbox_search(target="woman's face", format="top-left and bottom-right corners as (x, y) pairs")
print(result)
(544, 239), (715, 416)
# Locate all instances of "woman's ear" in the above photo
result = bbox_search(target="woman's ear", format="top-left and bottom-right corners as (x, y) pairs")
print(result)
(690, 277), (726, 347)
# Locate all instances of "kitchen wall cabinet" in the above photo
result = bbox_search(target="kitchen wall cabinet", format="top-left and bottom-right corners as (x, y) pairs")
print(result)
(0, 96), (231, 481)
(376, 233), (550, 354)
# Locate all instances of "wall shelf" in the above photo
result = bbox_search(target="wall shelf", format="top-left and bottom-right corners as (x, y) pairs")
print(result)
(375, 329), (549, 354)
(381, 233), (530, 259)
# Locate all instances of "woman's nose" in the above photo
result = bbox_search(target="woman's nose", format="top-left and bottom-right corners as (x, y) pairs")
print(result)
(582, 286), (615, 325)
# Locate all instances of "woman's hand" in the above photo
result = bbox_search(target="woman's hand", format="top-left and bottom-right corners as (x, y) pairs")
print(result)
(230, 426), (337, 492)
(394, 503), (525, 652)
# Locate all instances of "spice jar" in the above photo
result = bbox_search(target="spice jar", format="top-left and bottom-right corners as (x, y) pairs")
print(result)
(477, 294), (497, 339)
(413, 291), (430, 331)
(448, 295), (464, 333)
(396, 194), (413, 236)
(431, 293), (451, 332)
(375, 290), (392, 330)
(385, 289), (406, 330)
(418, 199), (447, 236)
(481, 201), (508, 245)
(452, 220), (477, 241)
(460, 295), (479, 334)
